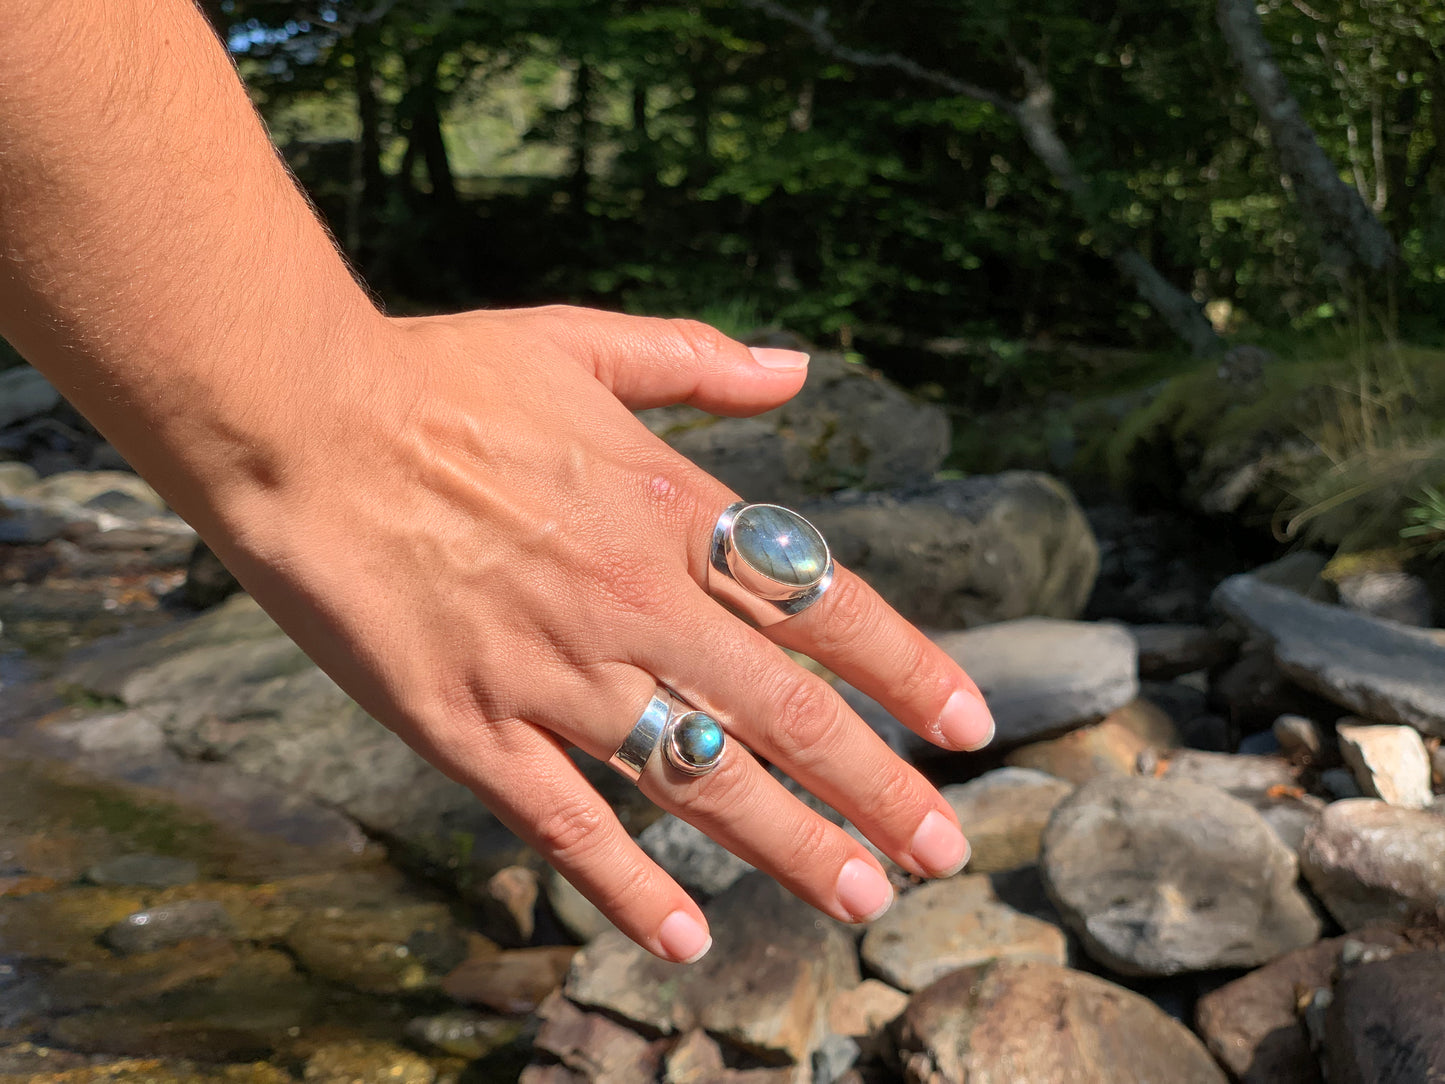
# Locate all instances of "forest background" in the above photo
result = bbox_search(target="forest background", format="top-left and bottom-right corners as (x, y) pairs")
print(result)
(15, 0), (1445, 563)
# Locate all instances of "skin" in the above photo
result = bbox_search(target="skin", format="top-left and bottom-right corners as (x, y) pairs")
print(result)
(0, 0), (995, 962)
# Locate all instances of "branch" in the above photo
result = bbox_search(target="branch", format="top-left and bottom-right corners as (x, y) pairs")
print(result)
(736, 0), (1017, 115)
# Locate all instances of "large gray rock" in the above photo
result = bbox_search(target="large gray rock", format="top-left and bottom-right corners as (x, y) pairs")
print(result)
(1299, 799), (1445, 929)
(895, 960), (1227, 1084)
(1040, 776), (1322, 976)
(841, 619), (1138, 758)
(1158, 749), (1323, 852)
(640, 350), (949, 504)
(637, 814), (752, 898)
(565, 873), (857, 1067)
(0, 365), (61, 429)
(800, 472), (1100, 628)
(860, 873), (1068, 991)
(1324, 950), (1445, 1084)
(1214, 573), (1445, 736)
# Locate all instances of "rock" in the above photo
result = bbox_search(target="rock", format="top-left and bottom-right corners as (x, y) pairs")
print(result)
(0, 366), (61, 429)
(640, 350), (949, 504)
(1040, 776), (1322, 976)
(529, 989), (666, 1084)
(404, 1011), (524, 1060)
(565, 873), (858, 1065)
(482, 866), (540, 945)
(284, 902), (468, 994)
(1210, 647), (1338, 736)
(103, 899), (236, 955)
(179, 540), (243, 610)
(0, 497), (69, 545)
(1275, 713), (1329, 763)
(1129, 624), (1234, 680)
(1323, 767), (1366, 799)
(1195, 928), (1412, 1084)
(937, 769), (1073, 874)
(1004, 719), (1149, 784)
(860, 873), (1067, 991)
(1214, 573), (1445, 736)
(0, 461), (38, 497)
(441, 945), (577, 1015)
(1104, 697), (1181, 747)
(84, 854), (199, 888)
(1337, 722), (1434, 808)
(842, 619), (1138, 758)
(637, 814), (752, 898)
(303, 1040), (436, 1084)
(545, 868), (613, 943)
(826, 979), (908, 1061)
(1158, 749), (1322, 851)
(658, 1028), (798, 1083)
(799, 473), (1099, 628)
(1299, 799), (1445, 929)
(895, 960), (1227, 1084)
(1324, 950), (1445, 1084)
(1336, 570), (1436, 627)
(1252, 551), (1335, 600)
(43, 937), (242, 1012)
(26, 471), (166, 514)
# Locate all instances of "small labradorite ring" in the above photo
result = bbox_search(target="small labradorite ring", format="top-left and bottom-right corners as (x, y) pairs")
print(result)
(708, 501), (834, 626)
(609, 688), (727, 782)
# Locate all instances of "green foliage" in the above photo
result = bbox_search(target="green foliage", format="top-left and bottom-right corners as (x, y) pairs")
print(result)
(1402, 485), (1445, 557)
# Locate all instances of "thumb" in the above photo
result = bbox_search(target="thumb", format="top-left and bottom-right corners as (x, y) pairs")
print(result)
(547, 307), (810, 416)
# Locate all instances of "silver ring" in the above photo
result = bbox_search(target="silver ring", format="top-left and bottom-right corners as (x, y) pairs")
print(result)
(707, 501), (834, 626)
(608, 688), (727, 782)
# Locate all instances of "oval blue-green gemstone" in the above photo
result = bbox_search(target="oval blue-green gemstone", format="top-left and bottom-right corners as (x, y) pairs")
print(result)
(733, 505), (828, 587)
(672, 712), (724, 769)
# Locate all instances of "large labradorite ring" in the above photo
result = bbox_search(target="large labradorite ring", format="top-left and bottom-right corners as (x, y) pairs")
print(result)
(708, 501), (834, 626)
(609, 688), (727, 782)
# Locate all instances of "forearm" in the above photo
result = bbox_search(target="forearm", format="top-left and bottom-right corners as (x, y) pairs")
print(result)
(0, 0), (387, 532)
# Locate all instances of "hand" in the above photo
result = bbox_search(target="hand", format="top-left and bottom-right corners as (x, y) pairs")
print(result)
(208, 304), (995, 962)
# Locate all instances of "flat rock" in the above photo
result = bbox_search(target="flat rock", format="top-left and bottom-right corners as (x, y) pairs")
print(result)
(1004, 718), (1148, 784)
(637, 814), (752, 898)
(938, 768), (1073, 873)
(842, 618), (1138, 757)
(1129, 624), (1235, 679)
(565, 873), (857, 1066)
(1040, 775), (1322, 976)
(827, 979), (908, 1060)
(895, 959), (1227, 1084)
(1299, 799), (1445, 929)
(1336, 570), (1436, 627)
(1158, 749), (1323, 851)
(284, 902), (468, 995)
(1214, 573), (1445, 736)
(659, 1028), (799, 1083)
(800, 472), (1099, 628)
(441, 945), (577, 1015)
(1337, 722), (1434, 808)
(1324, 950), (1445, 1084)
(1195, 928), (1412, 1084)
(545, 868), (613, 943)
(860, 873), (1067, 990)
(0, 366), (61, 429)
(103, 899), (236, 956)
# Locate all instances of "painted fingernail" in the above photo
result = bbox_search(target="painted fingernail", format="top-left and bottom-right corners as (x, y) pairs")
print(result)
(659, 910), (712, 964)
(911, 809), (970, 878)
(748, 347), (810, 370)
(835, 857), (894, 923)
(938, 688), (995, 751)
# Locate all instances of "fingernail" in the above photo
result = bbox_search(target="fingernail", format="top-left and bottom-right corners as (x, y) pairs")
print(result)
(835, 858), (893, 923)
(659, 910), (712, 963)
(911, 809), (970, 878)
(748, 347), (810, 370)
(938, 688), (995, 751)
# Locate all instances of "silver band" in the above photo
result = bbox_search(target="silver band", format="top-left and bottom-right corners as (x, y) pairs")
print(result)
(707, 501), (835, 627)
(609, 688), (727, 782)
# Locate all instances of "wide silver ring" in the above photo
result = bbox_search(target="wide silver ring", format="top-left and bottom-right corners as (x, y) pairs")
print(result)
(608, 687), (727, 782)
(707, 501), (834, 626)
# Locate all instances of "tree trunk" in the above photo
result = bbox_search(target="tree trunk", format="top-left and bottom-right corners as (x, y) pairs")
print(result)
(1217, 0), (1396, 273)
(403, 50), (456, 206)
(569, 60), (594, 209)
(349, 22), (386, 256)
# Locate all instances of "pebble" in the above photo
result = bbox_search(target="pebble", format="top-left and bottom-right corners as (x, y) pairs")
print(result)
(1274, 713), (1327, 762)
(1336, 721), (1434, 808)
(102, 899), (235, 956)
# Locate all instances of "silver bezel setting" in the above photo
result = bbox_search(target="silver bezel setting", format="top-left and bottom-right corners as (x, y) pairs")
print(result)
(663, 710), (725, 777)
(708, 501), (835, 626)
(609, 689), (728, 782)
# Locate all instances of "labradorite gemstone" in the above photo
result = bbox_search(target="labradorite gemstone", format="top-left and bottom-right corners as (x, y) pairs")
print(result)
(732, 505), (828, 587)
(673, 712), (725, 769)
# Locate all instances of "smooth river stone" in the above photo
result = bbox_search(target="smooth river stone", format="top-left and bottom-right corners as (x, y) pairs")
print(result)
(732, 505), (828, 587)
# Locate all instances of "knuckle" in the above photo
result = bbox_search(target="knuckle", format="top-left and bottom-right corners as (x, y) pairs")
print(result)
(810, 573), (876, 654)
(532, 796), (610, 864)
(769, 812), (841, 883)
(587, 858), (658, 918)
(766, 676), (846, 768)
(665, 318), (729, 363)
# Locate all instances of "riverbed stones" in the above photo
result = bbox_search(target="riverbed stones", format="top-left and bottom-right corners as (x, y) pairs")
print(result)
(1337, 721), (1434, 808)
(938, 769), (1073, 873)
(1194, 928), (1413, 1084)
(894, 960), (1227, 1084)
(103, 899), (236, 955)
(302, 1039), (436, 1084)
(1040, 776), (1322, 975)
(860, 874), (1067, 990)
(799, 472), (1099, 628)
(1129, 623), (1234, 679)
(1299, 799), (1445, 929)
(1323, 949), (1445, 1084)
(637, 814), (752, 898)
(0, 366), (61, 430)
(84, 854), (199, 888)
(1214, 573), (1445, 735)
(441, 945), (577, 1015)
(1004, 718), (1150, 784)
(1336, 569), (1436, 627)
(565, 873), (857, 1066)
(284, 902), (468, 995)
